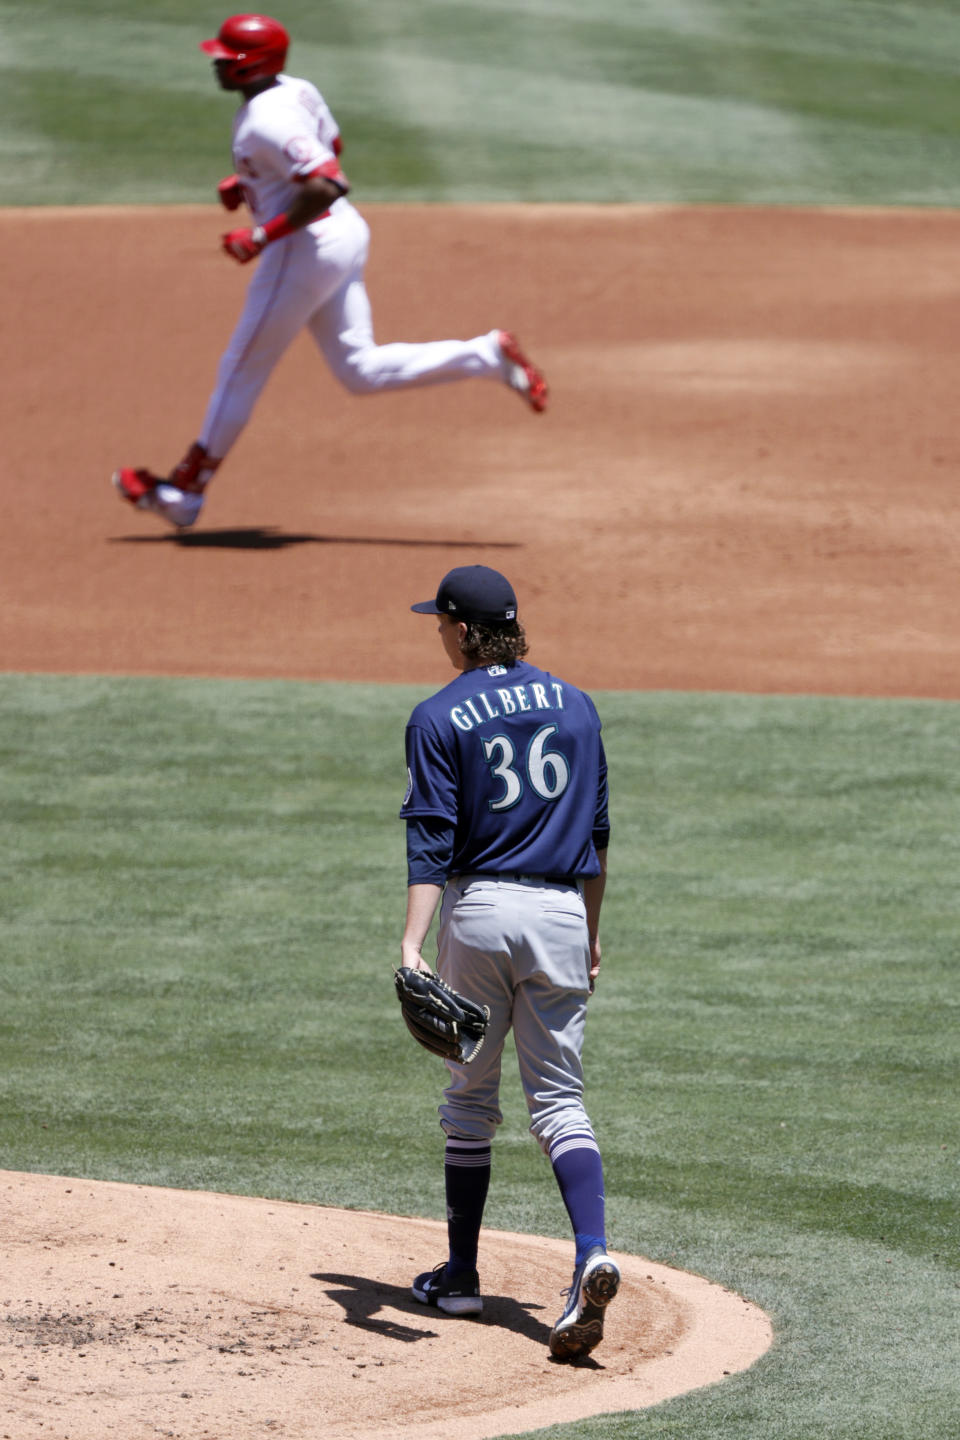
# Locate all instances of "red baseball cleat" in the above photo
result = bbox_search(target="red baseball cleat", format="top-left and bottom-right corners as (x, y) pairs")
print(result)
(498, 330), (548, 413)
(113, 466), (163, 505)
(112, 468), (204, 529)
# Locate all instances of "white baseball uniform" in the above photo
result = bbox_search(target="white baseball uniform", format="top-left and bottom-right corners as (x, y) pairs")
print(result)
(198, 74), (506, 463)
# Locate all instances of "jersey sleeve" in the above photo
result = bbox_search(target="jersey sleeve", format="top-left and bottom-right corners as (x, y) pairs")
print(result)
(401, 718), (459, 824)
(312, 88), (343, 155)
(593, 735), (611, 850)
(278, 126), (343, 184)
(287, 80), (345, 180)
(405, 816), (455, 886)
(247, 90), (344, 187)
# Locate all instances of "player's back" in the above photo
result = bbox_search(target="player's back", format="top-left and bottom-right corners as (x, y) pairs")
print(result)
(406, 660), (606, 879)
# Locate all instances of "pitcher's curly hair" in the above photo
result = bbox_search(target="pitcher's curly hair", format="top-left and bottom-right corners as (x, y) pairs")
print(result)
(460, 619), (529, 668)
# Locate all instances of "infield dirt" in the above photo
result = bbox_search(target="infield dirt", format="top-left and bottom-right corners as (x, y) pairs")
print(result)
(3, 203), (960, 695)
(3, 202), (957, 1437)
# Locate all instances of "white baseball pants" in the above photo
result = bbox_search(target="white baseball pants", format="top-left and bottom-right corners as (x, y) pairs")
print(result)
(199, 201), (504, 460)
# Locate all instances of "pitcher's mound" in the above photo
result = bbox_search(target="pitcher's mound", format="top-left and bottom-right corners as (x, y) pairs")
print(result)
(2, 1171), (771, 1440)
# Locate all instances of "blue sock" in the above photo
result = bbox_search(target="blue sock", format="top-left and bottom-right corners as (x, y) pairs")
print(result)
(549, 1131), (606, 1267)
(444, 1138), (491, 1276)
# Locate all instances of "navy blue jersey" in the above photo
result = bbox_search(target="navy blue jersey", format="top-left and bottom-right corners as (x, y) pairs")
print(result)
(401, 660), (609, 879)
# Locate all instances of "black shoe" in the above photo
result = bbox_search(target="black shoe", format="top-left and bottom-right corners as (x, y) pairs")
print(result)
(411, 1261), (483, 1316)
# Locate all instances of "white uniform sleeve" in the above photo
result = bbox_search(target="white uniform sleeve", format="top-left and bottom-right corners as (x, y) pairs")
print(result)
(310, 85), (342, 156)
(239, 78), (342, 181)
(246, 104), (335, 183)
(232, 77), (347, 221)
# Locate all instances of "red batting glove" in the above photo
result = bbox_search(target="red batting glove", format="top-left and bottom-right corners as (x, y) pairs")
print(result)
(221, 226), (265, 264)
(217, 175), (245, 211)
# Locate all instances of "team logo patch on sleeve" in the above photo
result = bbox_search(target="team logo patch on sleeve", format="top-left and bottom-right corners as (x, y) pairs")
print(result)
(283, 135), (316, 163)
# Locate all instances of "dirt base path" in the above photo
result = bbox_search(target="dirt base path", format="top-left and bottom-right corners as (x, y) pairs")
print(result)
(2, 1172), (771, 1440)
(2, 204), (960, 696)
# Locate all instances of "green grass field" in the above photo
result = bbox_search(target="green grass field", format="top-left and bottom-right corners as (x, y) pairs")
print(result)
(3, 1), (960, 204)
(2, 675), (957, 1439)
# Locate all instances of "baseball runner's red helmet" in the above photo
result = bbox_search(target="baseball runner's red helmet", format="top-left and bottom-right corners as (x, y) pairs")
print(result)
(200, 14), (289, 85)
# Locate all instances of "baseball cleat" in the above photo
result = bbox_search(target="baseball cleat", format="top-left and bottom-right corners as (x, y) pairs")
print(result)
(112, 469), (204, 530)
(498, 330), (548, 413)
(113, 466), (163, 506)
(548, 1249), (620, 1360)
(411, 1262), (483, 1317)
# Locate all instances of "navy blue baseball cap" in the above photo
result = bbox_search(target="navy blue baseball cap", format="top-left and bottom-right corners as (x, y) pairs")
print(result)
(411, 565), (518, 624)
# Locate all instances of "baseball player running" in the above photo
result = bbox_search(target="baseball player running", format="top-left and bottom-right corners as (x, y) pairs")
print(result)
(400, 565), (620, 1360)
(113, 13), (548, 530)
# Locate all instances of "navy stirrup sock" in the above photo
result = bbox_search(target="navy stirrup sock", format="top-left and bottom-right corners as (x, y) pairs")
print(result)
(444, 1138), (491, 1276)
(549, 1131), (607, 1267)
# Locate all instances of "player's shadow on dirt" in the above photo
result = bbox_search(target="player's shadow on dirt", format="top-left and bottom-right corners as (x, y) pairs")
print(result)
(112, 527), (520, 551)
(311, 1270), (557, 1350)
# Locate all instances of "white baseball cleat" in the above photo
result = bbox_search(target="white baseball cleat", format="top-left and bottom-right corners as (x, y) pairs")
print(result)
(498, 330), (548, 413)
(112, 468), (204, 530)
(548, 1249), (620, 1360)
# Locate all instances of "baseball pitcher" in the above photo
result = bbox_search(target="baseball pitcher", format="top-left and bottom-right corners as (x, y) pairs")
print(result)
(399, 565), (620, 1360)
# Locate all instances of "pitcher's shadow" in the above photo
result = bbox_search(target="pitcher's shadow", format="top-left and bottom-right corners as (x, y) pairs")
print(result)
(312, 1269), (570, 1353)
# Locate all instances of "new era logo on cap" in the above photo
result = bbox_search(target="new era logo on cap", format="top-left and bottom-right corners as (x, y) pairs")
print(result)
(413, 566), (519, 625)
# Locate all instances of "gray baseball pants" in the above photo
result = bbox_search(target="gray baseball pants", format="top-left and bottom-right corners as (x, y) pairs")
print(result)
(435, 875), (597, 1154)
